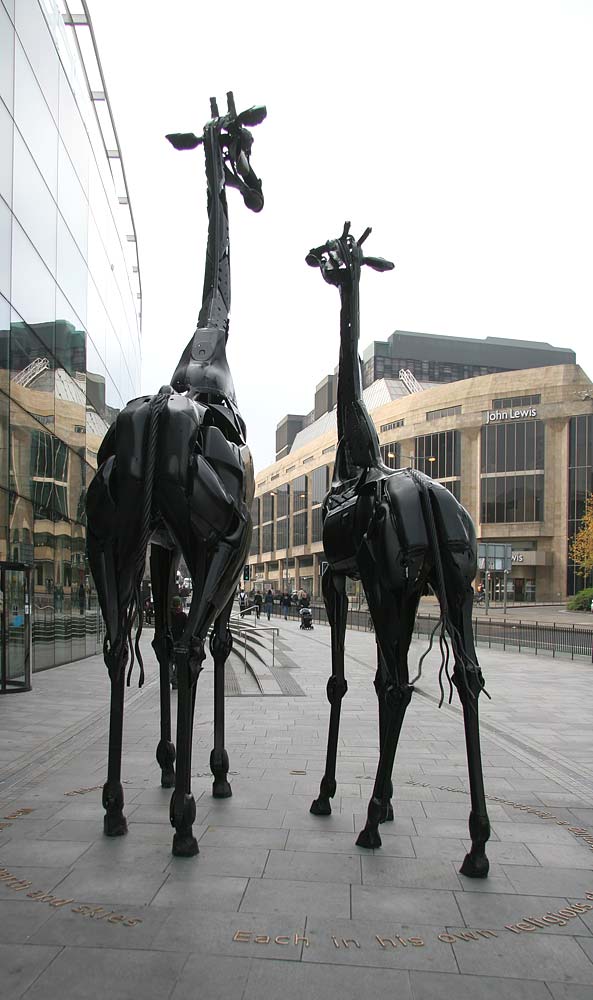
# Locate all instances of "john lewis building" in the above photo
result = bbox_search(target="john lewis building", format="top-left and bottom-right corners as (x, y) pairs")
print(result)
(249, 337), (593, 605)
(0, 0), (141, 689)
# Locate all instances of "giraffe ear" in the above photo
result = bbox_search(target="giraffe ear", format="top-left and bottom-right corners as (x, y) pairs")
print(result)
(166, 133), (202, 150)
(363, 256), (394, 272)
(237, 106), (267, 127)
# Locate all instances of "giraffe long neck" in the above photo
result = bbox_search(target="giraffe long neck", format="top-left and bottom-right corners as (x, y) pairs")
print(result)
(199, 127), (231, 329)
(335, 266), (382, 478)
(170, 126), (237, 403)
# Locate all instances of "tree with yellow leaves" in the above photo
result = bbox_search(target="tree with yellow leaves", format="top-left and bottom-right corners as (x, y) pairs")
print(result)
(570, 492), (593, 575)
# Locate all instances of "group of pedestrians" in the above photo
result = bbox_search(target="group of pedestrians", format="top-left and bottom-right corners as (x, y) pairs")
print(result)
(237, 587), (310, 621)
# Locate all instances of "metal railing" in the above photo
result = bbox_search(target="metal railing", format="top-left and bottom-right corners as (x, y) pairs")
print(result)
(264, 603), (593, 662)
(229, 617), (279, 673)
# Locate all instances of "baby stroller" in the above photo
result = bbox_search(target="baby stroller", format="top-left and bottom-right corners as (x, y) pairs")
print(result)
(299, 607), (314, 630)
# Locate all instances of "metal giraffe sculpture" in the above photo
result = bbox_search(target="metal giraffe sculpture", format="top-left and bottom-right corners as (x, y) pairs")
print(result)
(306, 223), (490, 877)
(86, 93), (265, 857)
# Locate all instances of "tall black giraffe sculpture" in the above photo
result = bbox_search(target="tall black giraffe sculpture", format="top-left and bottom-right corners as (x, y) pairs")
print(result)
(86, 93), (265, 857)
(306, 223), (490, 877)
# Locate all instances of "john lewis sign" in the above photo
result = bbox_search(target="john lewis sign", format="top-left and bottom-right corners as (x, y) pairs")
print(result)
(486, 407), (537, 423)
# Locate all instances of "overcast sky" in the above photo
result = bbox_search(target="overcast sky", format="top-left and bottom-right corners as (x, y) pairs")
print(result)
(89, 0), (593, 470)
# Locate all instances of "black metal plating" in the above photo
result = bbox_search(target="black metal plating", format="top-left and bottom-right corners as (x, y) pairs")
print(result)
(86, 93), (265, 856)
(307, 224), (490, 874)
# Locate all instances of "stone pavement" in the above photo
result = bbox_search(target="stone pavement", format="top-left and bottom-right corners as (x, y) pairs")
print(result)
(1, 619), (593, 999)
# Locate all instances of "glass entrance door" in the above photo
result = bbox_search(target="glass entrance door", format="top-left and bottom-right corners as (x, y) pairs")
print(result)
(0, 563), (32, 693)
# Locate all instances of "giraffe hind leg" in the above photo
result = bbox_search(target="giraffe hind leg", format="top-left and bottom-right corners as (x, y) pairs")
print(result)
(150, 544), (177, 788)
(428, 484), (490, 877)
(310, 568), (348, 817)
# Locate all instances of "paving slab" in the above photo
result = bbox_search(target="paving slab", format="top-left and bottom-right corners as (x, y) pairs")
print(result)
(1, 620), (593, 997)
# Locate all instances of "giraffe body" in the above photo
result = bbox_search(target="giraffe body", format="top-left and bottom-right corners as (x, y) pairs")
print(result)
(307, 224), (490, 876)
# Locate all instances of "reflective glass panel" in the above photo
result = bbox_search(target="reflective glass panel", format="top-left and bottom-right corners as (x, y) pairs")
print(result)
(53, 517), (71, 665)
(56, 214), (87, 326)
(0, 197), (11, 300)
(57, 137), (88, 257)
(14, 40), (58, 195)
(32, 506), (54, 669)
(0, 2), (15, 111)
(58, 66), (89, 190)
(12, 128), (57, 273)
(15, 0), (59, 121)
(0, 99), (13, 204)
(10, 220), (55, 327)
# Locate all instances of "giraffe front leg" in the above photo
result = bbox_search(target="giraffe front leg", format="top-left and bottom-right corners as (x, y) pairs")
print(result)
(170, 637), (204, 857)
(209, 598), (234, 799)
(103, 665), (128, 837)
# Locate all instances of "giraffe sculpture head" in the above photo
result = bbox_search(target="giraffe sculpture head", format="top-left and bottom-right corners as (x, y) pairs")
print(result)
(166, 91), (266, 212)
(306, 221), (394, 286)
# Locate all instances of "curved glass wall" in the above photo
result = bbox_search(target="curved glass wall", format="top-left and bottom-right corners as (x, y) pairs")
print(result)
(0, 0), (141, 674)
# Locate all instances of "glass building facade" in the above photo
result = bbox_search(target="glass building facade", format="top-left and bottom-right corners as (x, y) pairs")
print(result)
(0, 0), (141, 687)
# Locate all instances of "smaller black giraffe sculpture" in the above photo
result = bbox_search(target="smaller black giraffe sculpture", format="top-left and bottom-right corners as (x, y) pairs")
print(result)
(86, 93), (265, 857)
(306, 223), (490, 877)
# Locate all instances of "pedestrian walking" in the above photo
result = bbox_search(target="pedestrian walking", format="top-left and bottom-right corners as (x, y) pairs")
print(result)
(239, 588), (246, 612)
(264, 588), (274, 621)
(281, 592), (290, 620)
(253, 591), (263, 618)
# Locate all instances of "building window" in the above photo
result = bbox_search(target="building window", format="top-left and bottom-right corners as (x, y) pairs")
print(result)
(480, 421), (544, 475)
(415, 431), (460, 480)
(312, 505), (323, 543)
(250, 526), (259, 556)
(261, 491), (275, 523)
(380, 419), (405, 433)
(492, 394), (540, 409)
(480, 474), (544, 523)
(262, 522), (274, 553)
(480, 420), (545, 524)
(293, 510), (307, 546)
(31, 429), (69, 519)
(380, 442), (400, 470)
(426, 405), (462, 422)
(292, 474), (307, 512)
(310, 465), (329, 505)
(567, 414), (593, 595)
(275, 481), (289, 518)
(251, 497), (260, 526)
(276, 517), (288, 550)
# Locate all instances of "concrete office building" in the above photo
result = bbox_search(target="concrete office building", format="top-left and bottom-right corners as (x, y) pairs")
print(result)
(250, 334), (593, 605)
(1, 0), (141, 690)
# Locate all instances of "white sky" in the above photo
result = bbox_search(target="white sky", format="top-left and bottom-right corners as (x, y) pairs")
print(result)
(89, 0), (593, 470)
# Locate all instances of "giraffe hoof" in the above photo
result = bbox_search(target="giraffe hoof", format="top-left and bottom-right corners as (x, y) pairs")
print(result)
(104, 812), (128, 837)
(356, 826), (382, 849)
(310, 798), (331, 816)
(172, 833), (199, 857)
(212, 780), (232, 798)
(460, 852), (489, 878)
